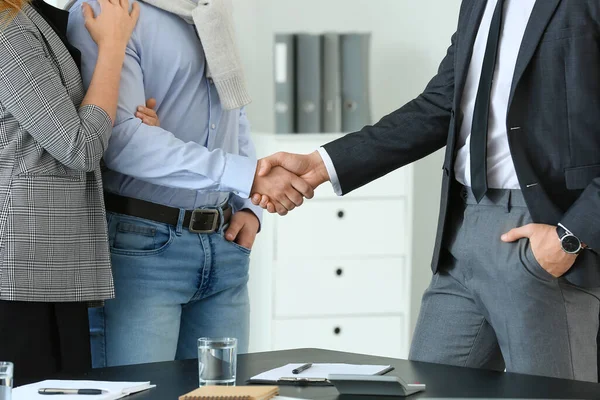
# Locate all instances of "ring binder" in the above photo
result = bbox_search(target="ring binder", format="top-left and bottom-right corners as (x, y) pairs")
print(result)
(296, 33), (323, 133)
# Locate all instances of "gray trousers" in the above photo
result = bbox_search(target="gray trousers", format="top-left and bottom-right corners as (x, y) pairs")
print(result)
(410, 187), (600, 382)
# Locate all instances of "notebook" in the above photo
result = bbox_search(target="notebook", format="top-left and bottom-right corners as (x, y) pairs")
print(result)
(248, 363), (393, 386)
(13, 380), (155, 400)
(179, 385), (279, 400)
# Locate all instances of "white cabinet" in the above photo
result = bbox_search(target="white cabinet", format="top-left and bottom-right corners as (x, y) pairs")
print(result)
(274, 258), (408, 317)
(273, 316), (407, 359)
(248, 133), (414, 359)
(276, 199), (407, 259)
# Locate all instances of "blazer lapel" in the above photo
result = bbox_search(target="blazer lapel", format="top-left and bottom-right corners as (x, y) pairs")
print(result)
(21, 4), (84, 104)
(454, 0), (487, 109)
(508, 0), (562, 107)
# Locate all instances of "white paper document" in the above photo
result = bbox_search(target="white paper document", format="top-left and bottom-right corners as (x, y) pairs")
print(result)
(250, 363), (392, 382)
(13, 380), (156, 400)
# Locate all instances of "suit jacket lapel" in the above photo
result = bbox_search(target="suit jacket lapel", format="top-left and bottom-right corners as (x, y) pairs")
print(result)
(454, 0), (487, 109)
(508, 0), (562, 107)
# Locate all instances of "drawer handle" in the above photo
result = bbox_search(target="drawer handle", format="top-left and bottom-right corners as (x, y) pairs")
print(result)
(334, 327), (342, 335)
(336, 268), (343, 277)
(337, 210), (345, 219)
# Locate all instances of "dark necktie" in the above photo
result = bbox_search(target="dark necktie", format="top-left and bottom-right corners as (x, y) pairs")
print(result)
(470, 0), (506, 202)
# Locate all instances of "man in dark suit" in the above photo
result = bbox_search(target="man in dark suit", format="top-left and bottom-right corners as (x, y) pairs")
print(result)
(252, 0), (600, 382)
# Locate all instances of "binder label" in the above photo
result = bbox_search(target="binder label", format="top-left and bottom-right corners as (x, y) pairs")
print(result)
(275, 43), (288, 83)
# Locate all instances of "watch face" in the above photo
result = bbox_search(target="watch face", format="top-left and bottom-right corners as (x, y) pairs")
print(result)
(562, 235), (581, 254)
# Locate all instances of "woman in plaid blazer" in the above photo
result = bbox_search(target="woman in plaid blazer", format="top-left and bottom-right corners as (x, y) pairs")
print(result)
(0, 0), (139, 384)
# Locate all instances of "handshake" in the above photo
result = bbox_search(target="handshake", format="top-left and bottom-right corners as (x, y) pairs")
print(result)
(250, 151), (330, 215)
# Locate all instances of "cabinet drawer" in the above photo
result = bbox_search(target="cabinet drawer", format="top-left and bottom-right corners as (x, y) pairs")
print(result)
(272, 316), (406, 359)
(276, 199), (406, 259)
(274, 258), (407, 317)
(253, 133), (409, 198)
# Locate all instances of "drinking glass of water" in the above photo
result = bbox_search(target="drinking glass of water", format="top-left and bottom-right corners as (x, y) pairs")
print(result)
(0, 362), (13, 400)
(197, 337), (237, 387)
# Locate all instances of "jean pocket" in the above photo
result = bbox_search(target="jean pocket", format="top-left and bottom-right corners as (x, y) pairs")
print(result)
(218, 231), (251, 255)
(110, 216), (173, 257)
(228, 240), (252, 255)
(521, 240), (556, 282)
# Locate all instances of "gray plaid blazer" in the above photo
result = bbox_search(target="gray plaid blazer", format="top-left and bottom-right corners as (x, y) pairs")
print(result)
(0, 5), (115, 302)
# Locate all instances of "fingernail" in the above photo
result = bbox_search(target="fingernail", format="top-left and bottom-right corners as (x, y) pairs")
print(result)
(226, 234), (233, 240)
(501, 234), (507, 241)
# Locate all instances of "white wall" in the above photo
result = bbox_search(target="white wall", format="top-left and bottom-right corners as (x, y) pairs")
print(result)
(233, 0), (461, 339)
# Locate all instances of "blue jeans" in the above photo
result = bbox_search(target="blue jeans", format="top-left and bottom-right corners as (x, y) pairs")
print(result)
(90, 209), (250, 367)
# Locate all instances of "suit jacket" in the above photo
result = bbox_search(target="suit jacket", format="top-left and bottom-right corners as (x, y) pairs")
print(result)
(323, 0), (600, 288)
(0, 4), (114, 301)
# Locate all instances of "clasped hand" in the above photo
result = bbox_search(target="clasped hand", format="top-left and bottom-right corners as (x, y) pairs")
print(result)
(250, 151), (329, 215)
(133, 104), (327, 217)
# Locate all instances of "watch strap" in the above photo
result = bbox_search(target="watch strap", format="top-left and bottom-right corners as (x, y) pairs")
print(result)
(556, 224), (569, 240)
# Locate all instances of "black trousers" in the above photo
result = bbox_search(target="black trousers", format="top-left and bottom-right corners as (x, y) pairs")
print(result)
(0, 301), (92, 386)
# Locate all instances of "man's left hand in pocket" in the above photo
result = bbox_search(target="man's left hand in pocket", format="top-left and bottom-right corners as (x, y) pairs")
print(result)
(502, 223), (578, 278)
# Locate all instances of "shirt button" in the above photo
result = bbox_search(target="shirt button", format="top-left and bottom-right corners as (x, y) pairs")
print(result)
(208, 78), (214, 85)
(211, 124), (216, 130)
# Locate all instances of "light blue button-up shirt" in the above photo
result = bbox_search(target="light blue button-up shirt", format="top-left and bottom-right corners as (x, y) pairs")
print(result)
(67, 1), (262, 218)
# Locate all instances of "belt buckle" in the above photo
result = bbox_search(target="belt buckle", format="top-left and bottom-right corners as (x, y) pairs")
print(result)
(189, 209), (220, 234)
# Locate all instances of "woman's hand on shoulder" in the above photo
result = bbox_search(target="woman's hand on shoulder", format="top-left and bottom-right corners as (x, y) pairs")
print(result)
(82, 0), (140, 53)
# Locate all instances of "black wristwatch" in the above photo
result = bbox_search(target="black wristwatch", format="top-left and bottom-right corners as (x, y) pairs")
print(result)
(556, 223), (583, 255)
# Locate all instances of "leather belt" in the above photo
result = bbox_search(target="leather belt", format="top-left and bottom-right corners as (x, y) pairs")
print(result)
(104, 192), (232, 234)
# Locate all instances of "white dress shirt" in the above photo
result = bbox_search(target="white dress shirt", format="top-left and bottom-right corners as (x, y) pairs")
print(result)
(320, 0), (537, 195)
(454, 0), (536, 188)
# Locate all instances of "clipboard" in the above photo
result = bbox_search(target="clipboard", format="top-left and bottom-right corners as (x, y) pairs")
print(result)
(247, 364), (395, 387)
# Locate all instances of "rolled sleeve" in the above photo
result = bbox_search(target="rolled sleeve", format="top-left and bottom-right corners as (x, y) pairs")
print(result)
(79, 104), (112, 142)
(0, 17), (111, 172)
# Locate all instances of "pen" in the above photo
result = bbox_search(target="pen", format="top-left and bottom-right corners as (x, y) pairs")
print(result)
(292, 363), (313, 374)
(38, 388), (105, 395)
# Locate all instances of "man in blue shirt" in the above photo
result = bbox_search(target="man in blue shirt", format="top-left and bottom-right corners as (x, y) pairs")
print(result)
(67, 0), (312, 367)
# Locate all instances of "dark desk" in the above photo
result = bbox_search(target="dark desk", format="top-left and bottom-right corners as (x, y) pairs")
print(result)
(63, 349), (600, 399)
